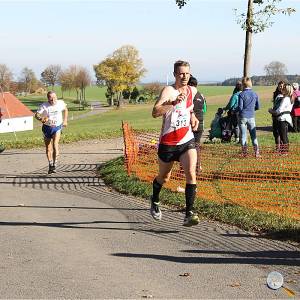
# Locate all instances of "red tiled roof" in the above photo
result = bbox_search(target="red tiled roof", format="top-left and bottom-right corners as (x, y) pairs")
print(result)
(0, 92), (34, 119)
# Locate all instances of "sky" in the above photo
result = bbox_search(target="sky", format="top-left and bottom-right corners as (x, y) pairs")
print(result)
(0, 0), (299, 83)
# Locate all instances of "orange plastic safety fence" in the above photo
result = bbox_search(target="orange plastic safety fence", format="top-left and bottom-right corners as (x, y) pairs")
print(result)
(122, 122), (300, 220)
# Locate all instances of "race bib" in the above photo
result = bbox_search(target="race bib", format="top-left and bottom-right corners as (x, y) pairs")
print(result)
(49, 119), (58, 126)
(171, 109), (188, 129)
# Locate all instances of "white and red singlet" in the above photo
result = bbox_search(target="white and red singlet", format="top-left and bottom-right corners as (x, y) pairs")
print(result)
(159, 86), (194, 146)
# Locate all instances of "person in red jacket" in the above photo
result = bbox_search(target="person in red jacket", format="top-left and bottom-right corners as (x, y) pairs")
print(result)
(291, 82), (300, 132)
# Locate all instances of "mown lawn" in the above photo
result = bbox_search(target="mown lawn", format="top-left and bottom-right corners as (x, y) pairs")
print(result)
(1, 85), (300, 148)
(2, 86), (299, 239)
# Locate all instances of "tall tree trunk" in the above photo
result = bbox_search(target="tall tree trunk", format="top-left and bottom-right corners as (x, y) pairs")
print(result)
(243, 0), (253, 78)
(117, 91), (122, 108)
(80, 89), (83, 110)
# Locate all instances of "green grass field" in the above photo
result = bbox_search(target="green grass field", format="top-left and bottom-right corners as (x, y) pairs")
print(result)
(52, 86), (108, 104)
(1, 85), (299, 149)
(198, 85), (274, 97)
(2, 86), (299, 237)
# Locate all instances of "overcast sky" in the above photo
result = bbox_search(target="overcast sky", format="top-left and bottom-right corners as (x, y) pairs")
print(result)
(0, 0), (299, 83)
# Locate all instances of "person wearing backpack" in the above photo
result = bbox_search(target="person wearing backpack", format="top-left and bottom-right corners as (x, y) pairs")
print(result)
(223, 81), (243, 143)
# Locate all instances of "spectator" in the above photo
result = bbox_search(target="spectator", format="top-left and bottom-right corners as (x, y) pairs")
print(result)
(270, 81), (285, 151)
(238, 77), (260, 157)
(223, 81), (242, 143)
(273, 80), (285, 102)
(209, 108), (223, 140)
(291, 82), (300, 132)
(188, 76), (206, 144)
(268, 83), (294, 154)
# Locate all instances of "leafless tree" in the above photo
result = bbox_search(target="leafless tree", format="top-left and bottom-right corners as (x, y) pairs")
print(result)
(75, 67), (91, 104)
(41, 64), (61, 89)
(235, 0), (295, 77)
(19, 67), (38, 95)
(0, 64), (13, 92)
(264, 61), (287, 84)
(176, 0), (295, 78)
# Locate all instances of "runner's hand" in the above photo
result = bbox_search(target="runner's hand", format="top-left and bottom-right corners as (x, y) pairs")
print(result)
(190, 113), (199, 131)
(175, 93), (186, 104)
(41, 117), (48, 124)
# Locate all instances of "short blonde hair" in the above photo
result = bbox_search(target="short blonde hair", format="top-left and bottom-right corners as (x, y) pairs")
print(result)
(284, 83), (293, 98)
(242, 77), (252, 88)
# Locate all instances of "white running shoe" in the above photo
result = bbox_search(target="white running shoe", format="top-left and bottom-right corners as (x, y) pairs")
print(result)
(150, 198), (162, 221)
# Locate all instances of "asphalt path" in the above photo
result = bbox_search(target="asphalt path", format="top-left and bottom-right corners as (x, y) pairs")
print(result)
(0, 138), (299, 299)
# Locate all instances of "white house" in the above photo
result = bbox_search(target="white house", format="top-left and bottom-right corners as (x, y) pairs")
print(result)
(0, 92), (34, 133)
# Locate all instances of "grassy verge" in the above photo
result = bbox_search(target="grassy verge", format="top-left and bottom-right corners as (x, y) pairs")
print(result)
(2, 101), (300, 149)
(99, 156), (300, 243)
(2, 85), (300, 149)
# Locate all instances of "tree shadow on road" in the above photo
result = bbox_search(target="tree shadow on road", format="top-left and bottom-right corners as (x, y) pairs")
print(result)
(112, 250), (300, 266)
(0, 220), (179, 234)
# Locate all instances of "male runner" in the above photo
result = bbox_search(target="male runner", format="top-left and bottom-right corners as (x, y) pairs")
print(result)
(150, 60), (200, 226)
(35, 91), (68, 174)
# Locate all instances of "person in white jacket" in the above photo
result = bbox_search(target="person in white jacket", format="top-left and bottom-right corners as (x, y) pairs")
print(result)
(268, 83), (293, 154)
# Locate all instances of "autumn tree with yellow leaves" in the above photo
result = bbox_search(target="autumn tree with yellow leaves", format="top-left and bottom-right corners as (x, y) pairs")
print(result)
(94, 45), (146, 106)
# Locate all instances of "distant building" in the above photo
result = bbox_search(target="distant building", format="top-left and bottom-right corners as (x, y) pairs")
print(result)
(0, 92), (34, 133)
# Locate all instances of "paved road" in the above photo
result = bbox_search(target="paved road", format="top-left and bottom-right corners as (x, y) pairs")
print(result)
(0, 138), (299, 299)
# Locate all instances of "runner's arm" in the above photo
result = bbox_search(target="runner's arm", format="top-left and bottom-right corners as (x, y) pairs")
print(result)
(35, 112), (48, 124)
(63, 105), (68, 127)
(152, 86), (185, 118)
(190, 111), (199, 131)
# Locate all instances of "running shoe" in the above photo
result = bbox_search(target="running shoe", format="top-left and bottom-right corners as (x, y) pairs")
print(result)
(150, 198), (162, 221)
(48, 165), (55, 174)
(52, 165), (57, 173)
(183, 211), (199, 227)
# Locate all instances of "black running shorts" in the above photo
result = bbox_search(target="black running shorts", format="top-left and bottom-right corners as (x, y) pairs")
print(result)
(158, 139), (196, 163)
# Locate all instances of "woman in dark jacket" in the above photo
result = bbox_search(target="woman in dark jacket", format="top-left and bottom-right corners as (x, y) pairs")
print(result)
(271, 81), (285, 150)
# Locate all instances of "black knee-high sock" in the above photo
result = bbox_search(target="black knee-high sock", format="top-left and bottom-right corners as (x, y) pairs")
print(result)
(152, 178), (162, 203)
(185, 184), (197, 216)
